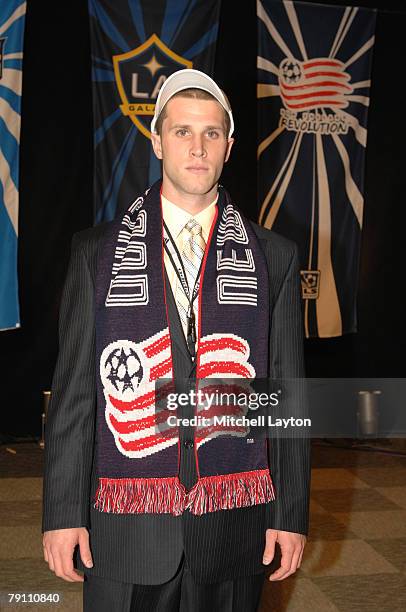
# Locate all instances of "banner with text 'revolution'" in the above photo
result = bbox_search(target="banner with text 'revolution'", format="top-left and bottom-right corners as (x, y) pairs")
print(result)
(258, 0), (376, 338)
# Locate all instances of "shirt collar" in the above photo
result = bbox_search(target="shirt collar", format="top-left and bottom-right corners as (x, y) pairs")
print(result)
(161, 193), (218, 242)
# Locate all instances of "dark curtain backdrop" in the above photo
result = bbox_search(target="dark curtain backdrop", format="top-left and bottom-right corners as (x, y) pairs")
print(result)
(1, 0), (405, 438)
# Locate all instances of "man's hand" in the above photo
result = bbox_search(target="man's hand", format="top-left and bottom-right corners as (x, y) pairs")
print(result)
(43, 528), (93, 582)
(263, 529), (306, 581)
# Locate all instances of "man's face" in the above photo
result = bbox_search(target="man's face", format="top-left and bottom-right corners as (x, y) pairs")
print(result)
(151, 95), (234, 206)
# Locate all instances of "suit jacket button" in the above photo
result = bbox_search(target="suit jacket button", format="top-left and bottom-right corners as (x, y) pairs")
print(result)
(183, 439), (194, 449)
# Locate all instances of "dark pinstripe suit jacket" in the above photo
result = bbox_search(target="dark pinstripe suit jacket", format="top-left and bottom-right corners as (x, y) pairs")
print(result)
(42, 216), (311, 585)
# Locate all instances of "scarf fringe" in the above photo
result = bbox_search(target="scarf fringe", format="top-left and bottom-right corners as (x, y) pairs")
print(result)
(94, 470), (275, 516)
(185, 469), (276, 515)
(94, 476), (186, 516)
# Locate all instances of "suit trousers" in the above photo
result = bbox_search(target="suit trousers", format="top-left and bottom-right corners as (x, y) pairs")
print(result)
(83, 553), (265, 612)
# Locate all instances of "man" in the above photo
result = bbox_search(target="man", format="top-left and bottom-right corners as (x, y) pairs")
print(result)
(42, 69), (311, 611)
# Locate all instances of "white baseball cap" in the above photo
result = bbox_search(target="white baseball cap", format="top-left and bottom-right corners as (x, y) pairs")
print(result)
(150, 68), (234, 138)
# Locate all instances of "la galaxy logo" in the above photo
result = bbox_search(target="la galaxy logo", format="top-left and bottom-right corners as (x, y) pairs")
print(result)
(0, 38), (6, 80)
(113, 34), (192, 140)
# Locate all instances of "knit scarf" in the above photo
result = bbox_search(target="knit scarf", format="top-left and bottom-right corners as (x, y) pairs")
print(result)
(93, 180), (275, 515)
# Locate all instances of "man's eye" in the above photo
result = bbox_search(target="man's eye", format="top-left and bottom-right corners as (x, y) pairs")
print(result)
(176, 129), (189, 136)
(207, 130), (220, 139)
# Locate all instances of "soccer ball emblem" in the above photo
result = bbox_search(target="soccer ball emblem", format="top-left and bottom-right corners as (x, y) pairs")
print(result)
(104, 346), (144, 394)
(280, 59), (302, 84)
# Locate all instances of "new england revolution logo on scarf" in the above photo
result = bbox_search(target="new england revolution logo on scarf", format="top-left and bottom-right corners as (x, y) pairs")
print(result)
(93, 180), (275, 515)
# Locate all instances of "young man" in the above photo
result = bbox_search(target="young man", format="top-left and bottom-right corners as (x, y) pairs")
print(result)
(42, 69), (311, 611)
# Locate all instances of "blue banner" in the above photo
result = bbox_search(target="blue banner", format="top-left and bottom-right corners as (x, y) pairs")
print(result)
(0, 1), (25, 331)
(89, 0), (221, 223)
(257, 1), (376, 338)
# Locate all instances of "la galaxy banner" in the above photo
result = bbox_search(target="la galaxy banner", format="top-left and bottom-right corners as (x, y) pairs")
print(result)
(257, 0), (376, 338)
(0, 1), (26, 331)
(89, 0), (221, 223)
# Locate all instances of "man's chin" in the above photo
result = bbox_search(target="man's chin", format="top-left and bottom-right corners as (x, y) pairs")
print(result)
(182, 175), (218, 196)
(188, 185), (215, 196)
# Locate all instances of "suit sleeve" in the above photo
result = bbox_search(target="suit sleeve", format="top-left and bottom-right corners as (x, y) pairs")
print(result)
(42, 234), (96, 532)
(266, 244), (311, 536)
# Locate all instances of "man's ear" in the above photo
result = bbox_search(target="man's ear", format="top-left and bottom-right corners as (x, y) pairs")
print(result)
(224, 138), (234, 163)
(150, 132), (163, 160)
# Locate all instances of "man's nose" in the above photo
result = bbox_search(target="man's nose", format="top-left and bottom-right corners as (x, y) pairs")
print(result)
(190, 135), (206, 157)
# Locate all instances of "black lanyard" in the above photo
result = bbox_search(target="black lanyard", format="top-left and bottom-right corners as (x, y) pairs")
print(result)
(163, 220), (204, 360)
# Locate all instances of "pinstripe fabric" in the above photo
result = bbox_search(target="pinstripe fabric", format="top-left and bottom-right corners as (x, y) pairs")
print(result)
(83, 555), (264, 611)
(258, 231), (311, 536)
(42, 231), (98, 531)
(83, 572), (134, 611)
(178, 565), (265, 612)
(42, 218), (311, 586)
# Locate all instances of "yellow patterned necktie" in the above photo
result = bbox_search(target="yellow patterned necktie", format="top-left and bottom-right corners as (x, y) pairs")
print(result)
(176, 219), (206, 345)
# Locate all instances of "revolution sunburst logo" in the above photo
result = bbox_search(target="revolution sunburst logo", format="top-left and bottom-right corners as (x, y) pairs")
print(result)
(257, 0), (376, 337)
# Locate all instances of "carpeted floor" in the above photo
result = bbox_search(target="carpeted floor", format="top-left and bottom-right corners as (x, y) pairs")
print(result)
(0, 442), (405, 611)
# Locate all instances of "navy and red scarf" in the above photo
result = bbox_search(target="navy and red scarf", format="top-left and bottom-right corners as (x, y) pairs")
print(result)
(93, 180), (275, 515)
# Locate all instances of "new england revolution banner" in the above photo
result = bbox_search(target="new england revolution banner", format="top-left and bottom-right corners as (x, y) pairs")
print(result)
(257, 1), (376, 338)
(0, 1), (26, 331)
(89, 0), (221, 223)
